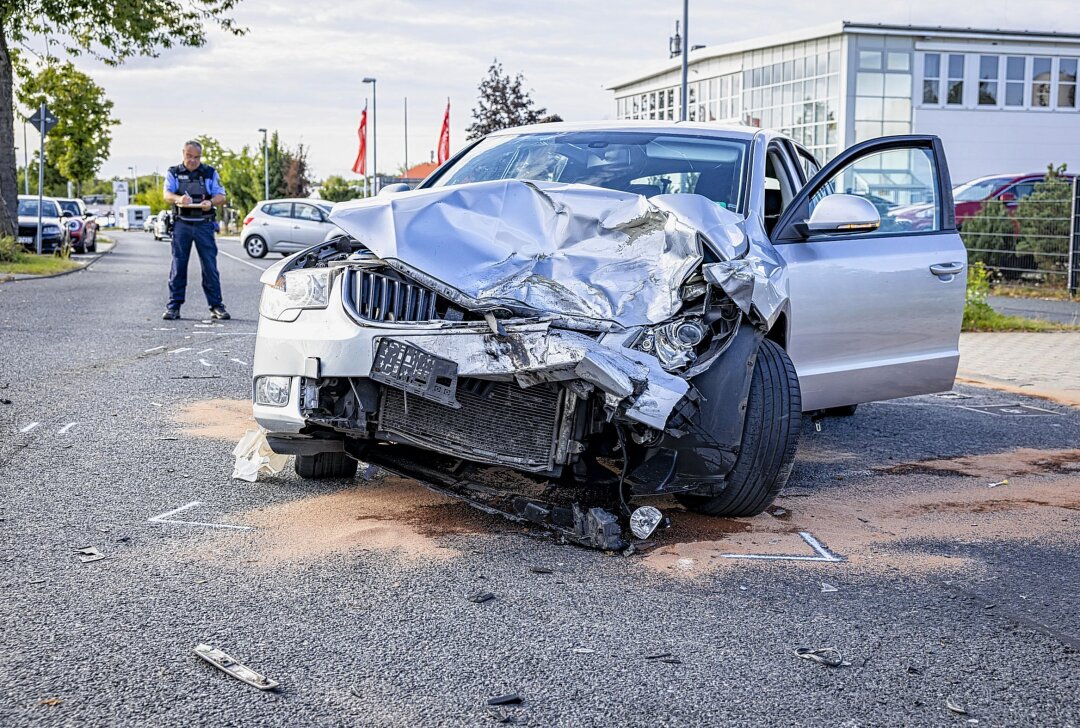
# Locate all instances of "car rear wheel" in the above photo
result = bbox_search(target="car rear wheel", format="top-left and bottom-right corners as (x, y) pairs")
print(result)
(244, 235), (268, 258)
(294, 452), (358, 479)
(676, 339), (801, 517)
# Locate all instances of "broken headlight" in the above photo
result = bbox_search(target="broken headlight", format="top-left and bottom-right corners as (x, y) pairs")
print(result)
(259, 269), (333, 322)
(254, 376), (291, 406)
(635, 318), (706, 372)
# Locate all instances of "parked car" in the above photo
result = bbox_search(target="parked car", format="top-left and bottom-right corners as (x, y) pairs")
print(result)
(53, 197), (99, 253)
(152, 210), (173, 241)
(16, 195), (70, 254)
(251, 122), (965, 549)
(952, 172), (1075, 226)
(142, 214), (158, 233)
(241, 199), (337, 258)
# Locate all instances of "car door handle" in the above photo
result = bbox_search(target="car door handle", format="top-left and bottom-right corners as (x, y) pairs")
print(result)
(930, 262), (964, 277)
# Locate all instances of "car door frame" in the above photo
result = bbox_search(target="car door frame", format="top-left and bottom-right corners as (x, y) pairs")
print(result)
(768, 134), (966, 411)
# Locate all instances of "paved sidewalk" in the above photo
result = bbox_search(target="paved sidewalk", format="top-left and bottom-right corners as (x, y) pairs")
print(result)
(958, 332), (1080, 406)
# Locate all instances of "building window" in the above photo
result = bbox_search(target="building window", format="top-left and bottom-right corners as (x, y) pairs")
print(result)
(1005, 56), (1025, 106)
(1032, 57), (1052, 107)
(1059, 58), (1077, 108)
(978, 55), (999, 105)
(946, 54), (964, 105)
(923, 53), (940, 104)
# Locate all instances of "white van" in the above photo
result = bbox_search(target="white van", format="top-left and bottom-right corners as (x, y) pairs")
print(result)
(116, 205), (152, 230)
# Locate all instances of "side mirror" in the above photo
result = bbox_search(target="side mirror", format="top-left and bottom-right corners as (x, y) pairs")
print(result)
(378, 183), (411, 196)
(806, 194), (881, 235)
(998, 192), (1016, 203)
(61, 210), (74, 218)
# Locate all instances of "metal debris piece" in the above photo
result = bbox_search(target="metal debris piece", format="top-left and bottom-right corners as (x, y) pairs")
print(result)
(629, 506), (663, 540)
(468, 590), (496, 604)
(571, 647), (595, 654)
(645, 652), (673, 660)
(73, 546), (106, 563)
(529, 566), (553, 574)
(658, 657), (682, 664)
(486, 706), (513, 723)
(193, 643), (279, 690)
(793, 647), (844, 667)
(987, 479), (1008, 488)
(820, 582), (838, 593)
(487, 693), (523, 706)
(906, 665), (922, 675)
(769, 506), (789, 518)
(945, 697), (967, 715)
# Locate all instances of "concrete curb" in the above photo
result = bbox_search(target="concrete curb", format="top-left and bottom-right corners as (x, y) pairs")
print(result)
(0, 239), (117, 285)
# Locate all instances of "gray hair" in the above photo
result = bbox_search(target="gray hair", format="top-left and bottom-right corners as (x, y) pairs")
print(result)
(183, 140), (203, 152)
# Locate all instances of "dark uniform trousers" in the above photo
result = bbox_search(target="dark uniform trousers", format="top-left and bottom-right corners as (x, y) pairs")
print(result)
(168, 219), (223, 309)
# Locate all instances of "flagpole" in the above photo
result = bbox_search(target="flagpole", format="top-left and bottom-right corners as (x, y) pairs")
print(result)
(403, 96), (408, 174)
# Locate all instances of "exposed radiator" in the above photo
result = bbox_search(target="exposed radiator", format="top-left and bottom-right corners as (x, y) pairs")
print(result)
(344, 268), (443, 322)
(377, 380), (564, 471)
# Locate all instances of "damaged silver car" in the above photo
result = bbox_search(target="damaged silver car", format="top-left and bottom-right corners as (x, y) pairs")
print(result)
(252, 122), (965, 549)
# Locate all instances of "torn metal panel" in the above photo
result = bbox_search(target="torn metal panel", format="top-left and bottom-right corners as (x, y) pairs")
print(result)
(701, 247), (788, 330)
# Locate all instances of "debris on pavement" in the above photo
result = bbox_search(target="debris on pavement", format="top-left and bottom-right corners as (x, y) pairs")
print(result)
(73, 546), (106, 563)
(793, 646), (844, 667)
(629, 506), (663, 540)
(38, 697), (62, 707)
(945, 697), (968, 715)
(571, 647), (595, 654)
(645, 652), (673, 660)
(231, 428), (289, 482)
(193, 643), (279, 690)
(486, 706), (513, 723)
(987, 479), (1009, 488)
(821, 582), (839, 593)
(487, 693), (523, 706)
(467, 590), (496, 604)
(529, 566), (554, 574)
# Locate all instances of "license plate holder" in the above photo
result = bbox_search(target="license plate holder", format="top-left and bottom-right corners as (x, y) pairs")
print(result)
(370, 338), (460, 408)
(17, 236), (33, 244)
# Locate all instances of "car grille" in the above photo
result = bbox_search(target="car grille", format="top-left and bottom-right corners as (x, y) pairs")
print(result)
(377, 380), (564, 471)
(344, 268), (444, 322)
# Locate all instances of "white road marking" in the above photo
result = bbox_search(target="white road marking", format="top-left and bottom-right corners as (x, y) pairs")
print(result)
(196, 348), (213, 355)
(199, 359), (212, 367)
(57, 422), (78, 434)
(214, 332), (257, 336)
(143, 345), (166, 353)
(721, 531), (845, 563)
(219, 249), (267, 271)
(168, 347), (192, 354)
(151, 402), (163, 407)
(231, 358), (248, 366)
(148, 501), (253, 531)
(19, 422), (40, 433)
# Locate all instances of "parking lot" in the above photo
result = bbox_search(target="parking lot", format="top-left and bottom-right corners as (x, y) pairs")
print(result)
(0, 231), (1077, 726)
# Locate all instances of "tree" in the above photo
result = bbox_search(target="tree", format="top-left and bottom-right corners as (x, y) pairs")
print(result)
(16, 60), (118, 189)
(1015, 163), (1072, 274)
(465, 60), (554, 140)
(0, 1), (245, 235)
(318, 175), (363, 202)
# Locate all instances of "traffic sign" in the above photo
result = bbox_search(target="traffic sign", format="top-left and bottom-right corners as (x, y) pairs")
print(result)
(29, 105), (58, 135)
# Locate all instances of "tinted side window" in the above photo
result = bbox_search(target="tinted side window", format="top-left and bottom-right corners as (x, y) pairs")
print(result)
(1002, 181), (1037, 201)
(263, 202), (291, 217)
(294, 204), (323, 222)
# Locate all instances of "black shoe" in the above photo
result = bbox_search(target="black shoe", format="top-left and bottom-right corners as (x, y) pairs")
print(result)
(162, 308), (180, 320)
(209, 306), (231, 320)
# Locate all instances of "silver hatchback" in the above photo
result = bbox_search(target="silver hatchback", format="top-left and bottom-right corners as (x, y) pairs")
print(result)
(241, 198), (338, 257)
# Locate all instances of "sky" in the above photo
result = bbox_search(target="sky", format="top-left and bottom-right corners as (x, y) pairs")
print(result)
(13, 0), (1075, 186)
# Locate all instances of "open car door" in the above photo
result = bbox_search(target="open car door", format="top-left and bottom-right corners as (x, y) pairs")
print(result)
(770, 135), (966, 411)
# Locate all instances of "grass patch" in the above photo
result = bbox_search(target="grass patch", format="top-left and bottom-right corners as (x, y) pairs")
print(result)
(965, 262), (1078, 331)
(0, 254), (82, 276)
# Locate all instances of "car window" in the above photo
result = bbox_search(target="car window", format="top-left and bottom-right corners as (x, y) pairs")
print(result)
(430, 131), (750, 212)
(796, 149), (821, 182)
(263, 202), (292, 217)
(294, 204), (323, 222)
(953, 176), (1014, 201)
(1000, 181), (1037, 201)
(57, 200), (81, 216)
(808, 147), (940, 235)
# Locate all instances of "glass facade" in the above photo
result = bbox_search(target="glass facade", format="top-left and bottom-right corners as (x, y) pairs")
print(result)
(920, 51), (1079, 110)
(853, 35), (913, 143)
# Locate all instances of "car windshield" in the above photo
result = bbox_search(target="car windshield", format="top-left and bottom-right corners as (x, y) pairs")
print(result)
(56, 200), (81, 216)
(953, 176), (1014, 202)
(18, 199), (60, 217)
(429, 130), (751, 212)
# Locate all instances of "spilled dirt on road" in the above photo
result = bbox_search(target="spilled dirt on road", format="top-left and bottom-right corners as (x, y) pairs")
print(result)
(173, 398), (254, 441)
(204, 476), (504, 566)
(643, 448), (1080, 578)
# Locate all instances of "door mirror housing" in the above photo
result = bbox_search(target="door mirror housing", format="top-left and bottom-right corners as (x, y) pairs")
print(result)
(805, 194), (880, 235)
(378, 183), (411, 196)
(61, 210), (74, 218)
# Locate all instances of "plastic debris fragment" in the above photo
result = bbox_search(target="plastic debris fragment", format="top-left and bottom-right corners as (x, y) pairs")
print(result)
(629, 506), (663, 540)
(193, 643), (279, 690)
(793, 647), (844, 667)
(487, 693), (523, 706)
(468, 590), (496, 604)
(820, 582), (839, 593)
(73, 546), (106, 563)
(231, 428), (289, 482)
(987, 479), (1008, 488)
(945, 697), (968, 715)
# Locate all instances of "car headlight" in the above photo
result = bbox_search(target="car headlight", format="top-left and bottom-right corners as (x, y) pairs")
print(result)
(259, 268), (333, 322)
(42, 224), (61, 235)
(254, 376), (291, 406)
(67, 220), (82, 231)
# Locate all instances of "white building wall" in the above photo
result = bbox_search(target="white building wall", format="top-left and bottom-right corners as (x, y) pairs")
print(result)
(914, 108), (1080, 182)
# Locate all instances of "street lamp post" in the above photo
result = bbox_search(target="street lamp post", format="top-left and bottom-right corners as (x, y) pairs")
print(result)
(680, 0), (689, 121)
(258, 128), (269, 200)
(128, 165), (138, 199)
(363, 77), (377, 194)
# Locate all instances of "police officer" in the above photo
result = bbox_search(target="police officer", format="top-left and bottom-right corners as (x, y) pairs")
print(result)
(162, 140), (230, 320)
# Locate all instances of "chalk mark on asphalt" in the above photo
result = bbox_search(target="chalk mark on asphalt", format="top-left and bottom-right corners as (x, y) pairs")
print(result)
(168, 347), (192, 354)
(721, 531), (845, 562)
(57, 422), (78, 434)
(19, 422), (40, 434)
(231, 358), (248, 366)
(148, 500), (253, 531)
(196, 348), (213, 355)
(199, 359), (212, 367)
(143, 345), (166, 353)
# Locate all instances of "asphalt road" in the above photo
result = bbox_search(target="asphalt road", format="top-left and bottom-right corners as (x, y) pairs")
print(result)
(1, 231), (1077, 727)
(988, 295), (1080, 326)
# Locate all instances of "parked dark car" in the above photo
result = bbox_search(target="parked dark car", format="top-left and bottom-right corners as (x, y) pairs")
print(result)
(16, 196), (70, 254)
(54, 197), (99, 253)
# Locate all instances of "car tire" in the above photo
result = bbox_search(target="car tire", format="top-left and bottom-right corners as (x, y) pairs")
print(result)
(675, 339), (802, 517)
(244, 235), (268, 258)
(294, 452), (358, 479)
(87, 238), (96, 252)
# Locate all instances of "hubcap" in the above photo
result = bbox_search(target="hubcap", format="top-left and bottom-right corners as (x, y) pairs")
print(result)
(247, 238), (265, 256)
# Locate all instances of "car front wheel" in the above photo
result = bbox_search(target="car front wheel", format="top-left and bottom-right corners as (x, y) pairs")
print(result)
(676, 339), (802, 517)
(244, 235), (268, 258)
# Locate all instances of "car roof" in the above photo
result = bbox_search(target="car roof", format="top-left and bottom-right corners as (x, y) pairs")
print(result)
(487, 119), (763, 142)
(258, 198), (333, 205)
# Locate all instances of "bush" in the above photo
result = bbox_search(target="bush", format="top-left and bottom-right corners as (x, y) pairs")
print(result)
(960, 199), (1016, 269)
(0, 236), (23, 263)
(1015, 163), (1072, 273)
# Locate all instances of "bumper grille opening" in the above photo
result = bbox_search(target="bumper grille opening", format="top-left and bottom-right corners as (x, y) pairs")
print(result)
(377, 379), (564, 471)
(345, 268), (444, 322)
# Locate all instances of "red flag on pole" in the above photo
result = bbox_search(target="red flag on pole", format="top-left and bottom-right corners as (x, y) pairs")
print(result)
(437, 99), (450, 164)
(351, 106), (368, 175)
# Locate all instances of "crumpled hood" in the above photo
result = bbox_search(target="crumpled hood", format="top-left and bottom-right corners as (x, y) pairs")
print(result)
(329, 179), (787, 329)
